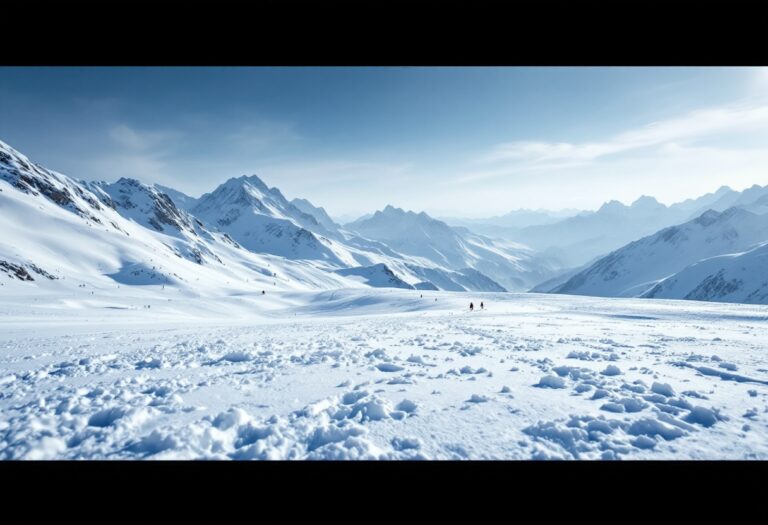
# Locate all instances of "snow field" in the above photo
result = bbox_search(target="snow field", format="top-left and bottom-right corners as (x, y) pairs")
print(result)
(2, 290), (767, 460)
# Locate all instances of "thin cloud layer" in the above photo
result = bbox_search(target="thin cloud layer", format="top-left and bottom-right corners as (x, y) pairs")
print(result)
(1, 67), (767, 215)
(481, 103), (768, 166)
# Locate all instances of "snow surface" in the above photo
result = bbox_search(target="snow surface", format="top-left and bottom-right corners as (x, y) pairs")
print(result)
(2, 287), (767, 460)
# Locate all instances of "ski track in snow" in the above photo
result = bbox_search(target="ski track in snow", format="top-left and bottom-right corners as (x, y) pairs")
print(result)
(1, 291), (768, 460)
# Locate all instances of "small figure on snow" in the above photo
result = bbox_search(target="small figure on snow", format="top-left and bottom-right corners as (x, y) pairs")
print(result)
(262, 290), (266, 295)
(469, 302), (474, 312)
(480, 301), (484, 310)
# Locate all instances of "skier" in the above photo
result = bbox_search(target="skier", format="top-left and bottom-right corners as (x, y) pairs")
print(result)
(469, 302), (474, 312)
(262, 290), (266, 295)
(480, 301), (484, 310)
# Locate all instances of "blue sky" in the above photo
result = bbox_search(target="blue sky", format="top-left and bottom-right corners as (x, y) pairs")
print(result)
(1, 67), (767, 219)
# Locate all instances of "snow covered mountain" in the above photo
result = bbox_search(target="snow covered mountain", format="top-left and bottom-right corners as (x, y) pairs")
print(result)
(0, 139), (362, 293)
(512, 196), (685, 267)
(550, 207), (768, 299)
(335, 263), (414, 289)
(345, 205), (562, 291)
(711, 184), (768, 215)
(84, 177), (229, 266)
(190, 175), (352, 265)
(528, 260), (596, 293)
(667, 185), (737, 218)
(154, 184), (199, 211)
(337, 212), (372, 225)
(89, 178), (197, 238)
(347, 206), (473, 268)
(642, 241), (768, 304)
(15, 134), (767, 302)
(506, 187), (768, 267)
(291, 197), (340, 232)
(0, 139), (528, 293)
(664, 184), (768, 220)
(186, 177), (518, 291)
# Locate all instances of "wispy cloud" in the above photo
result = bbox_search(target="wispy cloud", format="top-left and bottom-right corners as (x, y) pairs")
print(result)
(227, 120), (301, 152)
(84, 124), (186, 185)
(464, 102), (768, 183)
(107, 124), (183, 151)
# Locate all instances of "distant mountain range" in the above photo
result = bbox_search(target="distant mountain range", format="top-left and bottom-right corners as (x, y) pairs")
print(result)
(642, 241), (768, 304)
(548, 206), (768, 302)
(3, 137), (767, 305)
(345, 205), (560, 291)
(0, 139), (564, 294)
(443, 185), (767, 269)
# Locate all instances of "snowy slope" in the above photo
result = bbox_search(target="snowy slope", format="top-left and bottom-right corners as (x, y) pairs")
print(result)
(728, 185), (768, 215)
(335, 263), (415, 289)
(528, 260), (596, 293)
(155, 184), (198, 211)
(403, 264), (505, 292)
(190, 175), (351, 265)
(187, 178), (517, 291)
(551, 207), (768, 299)
(347, 206), (476, 268)
(2, 289), (767, 460)
(346, 205), (562, 291)
(643, 241), (768, 304)
(0, 140), (528, 294)
(0, 139), (367, 295)
(88, 178), (201, 240)
(291, 197), (340, 232)
(691, 184), (768, 218)
(511, 188), (768, 267)
(670, 185), (737, 218)
(455, 227), (561, 290)
(512, 196), (690, 267)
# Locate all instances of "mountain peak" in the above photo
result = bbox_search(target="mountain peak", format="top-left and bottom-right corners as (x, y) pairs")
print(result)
(200, 175), (275, 207)
(381, 204), (405, 216)
(114, 177), (144, 188)
(632, 195), (658, 204)
(229, 174), (269, 191)
(720, 206), (753, 220)
(696, 209), (721, 222)
(377, 206), (437, 223)
(631, 195), (664, 209)
(693, 206), (752, 227)
(598, 200), (627, 213)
